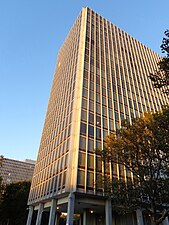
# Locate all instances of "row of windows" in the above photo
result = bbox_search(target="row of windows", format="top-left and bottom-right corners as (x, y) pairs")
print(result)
(77, 161), (132, 192)
(85, 10), (167, 113)
(75, 8), (168, 194)
(28, 12), (83, 203)
(29, 170), (67, 201)
(32, 153), (68, 188)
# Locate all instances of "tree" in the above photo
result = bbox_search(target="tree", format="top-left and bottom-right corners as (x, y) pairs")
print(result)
(0, 181), (31, 225)
(149, 30), (169, 95)
(0, 177), (4, 207)
(100, 106), (169, 225)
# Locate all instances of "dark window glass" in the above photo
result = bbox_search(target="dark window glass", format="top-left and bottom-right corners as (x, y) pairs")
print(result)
(79, 136), (86, 150)
(62, 171), (66, 187)
(87, 172), (94, 187)
(80, 123), (87, 135)
(88, 125), (94, 137)
(96, 103), (101, 114)
(96, 156), (102, 172)
(81, 110), (87, 122)
(82, 98), (88, 109)
(87, 154), (94, 170)
(89, 101), (94, 112)
(96, 141), (101, 149)
(115, 111), (119, 121)
(89, 113), (94, 124)
(77, 170), (85, 186)
(82, 88), (88, 98)
(78, 152), (86, 168)
(96, 115), (101, 126)
(88, 139), (94, 152)
(96, 128), (101, 139)
(103, 117), (108, 129)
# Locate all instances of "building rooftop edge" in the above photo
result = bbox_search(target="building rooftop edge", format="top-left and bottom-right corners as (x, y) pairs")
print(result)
(81, 6), (161, 57)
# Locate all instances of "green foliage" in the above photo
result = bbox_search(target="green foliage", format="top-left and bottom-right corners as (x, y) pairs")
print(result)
(149, 30), (169, 95)
(0, 177), (4, 206)
(101, 107), (169, 225)
(0, 181), (31, 225)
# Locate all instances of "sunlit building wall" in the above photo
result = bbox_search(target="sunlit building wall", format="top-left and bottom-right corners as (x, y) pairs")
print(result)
(26, 7), (168, 225)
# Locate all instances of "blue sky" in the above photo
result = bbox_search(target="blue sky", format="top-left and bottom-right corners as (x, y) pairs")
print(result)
(0, 0), (168, 161)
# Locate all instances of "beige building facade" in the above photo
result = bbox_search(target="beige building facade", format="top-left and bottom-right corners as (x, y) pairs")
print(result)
(26, 7), (168, 225)
(0, 158), (35, 184)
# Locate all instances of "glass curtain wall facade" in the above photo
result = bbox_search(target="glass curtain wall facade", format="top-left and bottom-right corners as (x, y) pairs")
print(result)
(28, 11), (82, 204)
(27, 7), (168, 225)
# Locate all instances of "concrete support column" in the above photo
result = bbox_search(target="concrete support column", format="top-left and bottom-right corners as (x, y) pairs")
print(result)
(136, 208), (144, 225)
(83, 209), (87, 225)
(48, 199), (57, 225)
(93, 214), (96, 225)
(36, 203), (44, 225)
(79, 216), (82, 225)
(55, 213), (61, 225)
(162, 216), (169, 225)
(105, 199), (112, 225)
(26, 206), (34, 225)
(112, 215), (116, 225)
(66, 192), (75, 225)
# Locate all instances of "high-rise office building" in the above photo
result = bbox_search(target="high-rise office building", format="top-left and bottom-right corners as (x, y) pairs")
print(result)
(0, 158), (35, 184)
(26, 7), (168, 225)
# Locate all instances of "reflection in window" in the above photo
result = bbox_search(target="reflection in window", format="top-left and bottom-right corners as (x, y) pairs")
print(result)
(79, 136), (86, 150)
(77, 170), (85, 187)
(87, 172), (94, 187)
(78, 152), (86, 168)
(87, 154), (94, 170)
(96, 156), (102, 172)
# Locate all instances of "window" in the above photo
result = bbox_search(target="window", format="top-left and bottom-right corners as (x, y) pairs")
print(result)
(96, 128), (101, 139)
(89, 113), (94, 124)
(96, 156), (102, 172)
(88, 125), (94, 137)
(88, 139), (94, 152)
(81, 110), (87, 122)
(87, 172), (94, 187)
(77, 170), (85, 186)
(89, 101), (94, 112)
(80, 123), (87, 135)
(82, 98), (88, 109)
(87, 154), (94, 170)
(96, 115), (101, 126)
(79, 136), (86, 150)
(78, 152), (86, 168)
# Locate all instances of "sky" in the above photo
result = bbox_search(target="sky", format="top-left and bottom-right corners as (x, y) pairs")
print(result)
(0, 0), (169, 161)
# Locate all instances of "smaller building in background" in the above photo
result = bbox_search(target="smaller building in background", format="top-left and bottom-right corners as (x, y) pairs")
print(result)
(0, 158), (35, 184)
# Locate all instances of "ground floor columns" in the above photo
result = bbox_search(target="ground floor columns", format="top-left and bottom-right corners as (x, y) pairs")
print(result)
(26, 206), (34, 225)
(83, 209), (87, 225)
(36, 203), (44, 225)
(48, 199), (57, 225)
(55, 213), (61, 225)
(136, 208), (144, 225)
(105, 199), (112, 225)
(66, 192), (75, 225)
